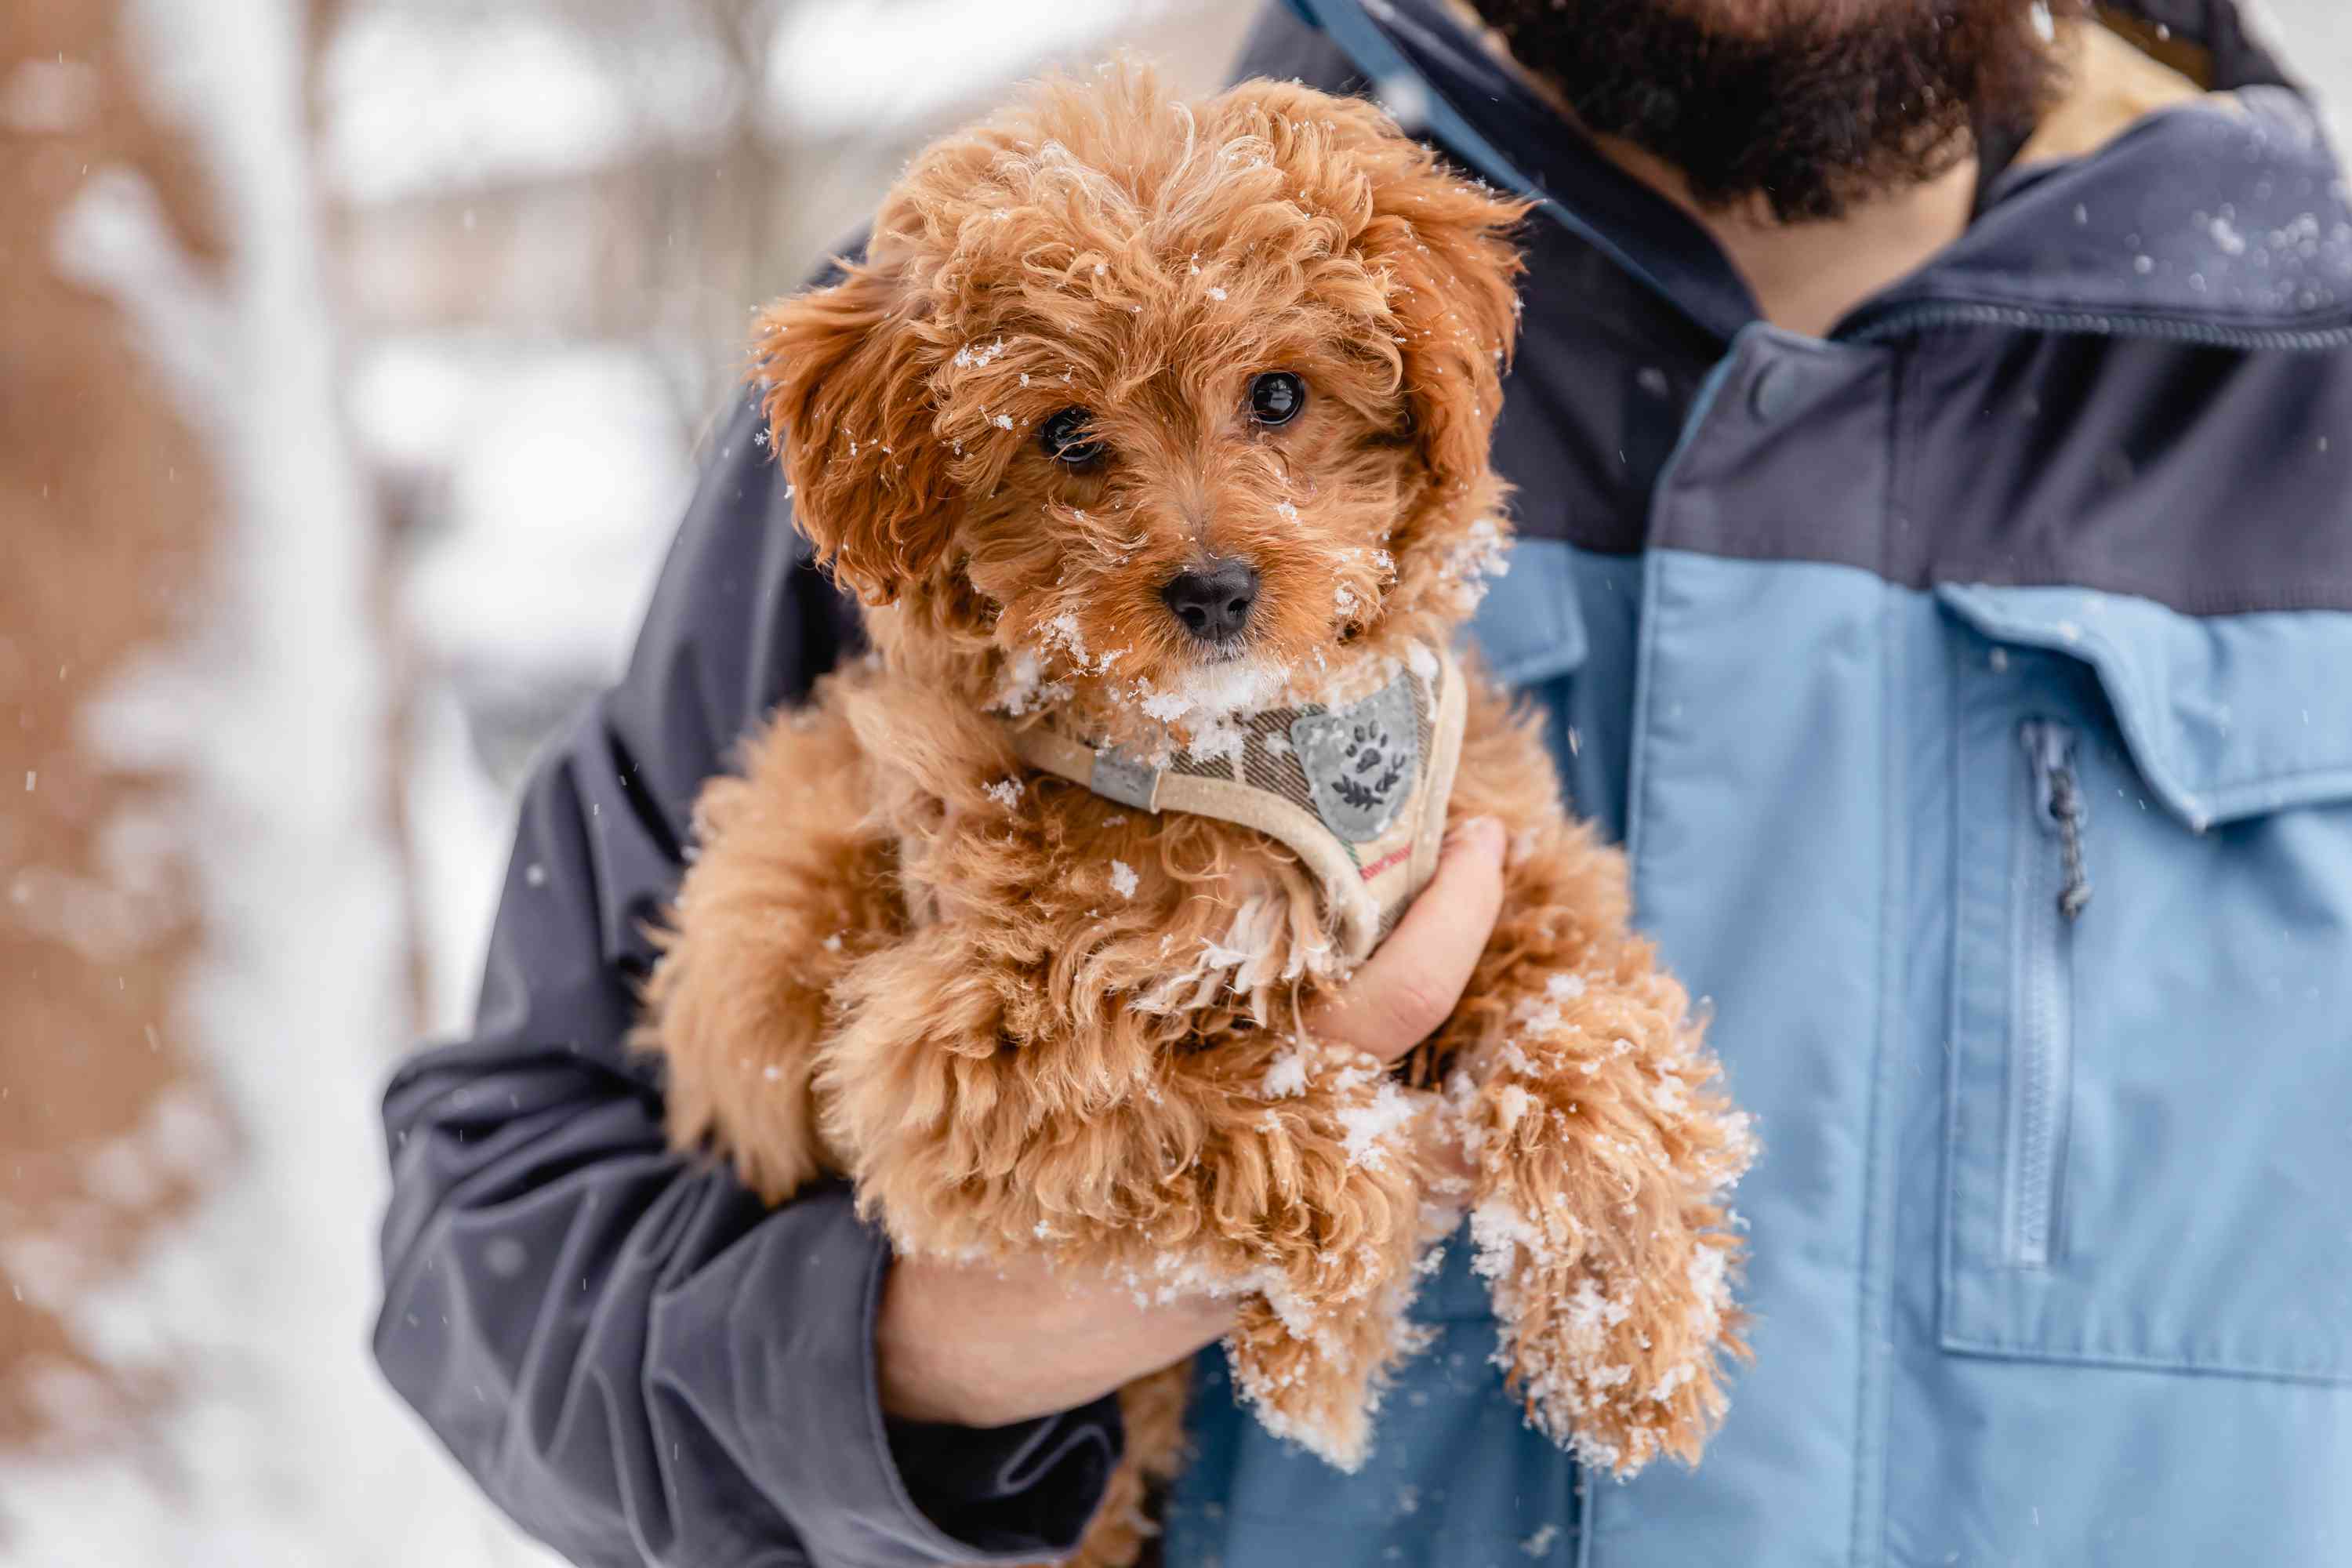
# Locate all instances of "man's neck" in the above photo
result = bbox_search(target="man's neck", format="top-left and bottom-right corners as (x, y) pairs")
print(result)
(1592, 136), (1980, 339)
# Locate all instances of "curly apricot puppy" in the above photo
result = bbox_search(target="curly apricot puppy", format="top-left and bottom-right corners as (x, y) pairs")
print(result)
(640, 64), (1755, 1565)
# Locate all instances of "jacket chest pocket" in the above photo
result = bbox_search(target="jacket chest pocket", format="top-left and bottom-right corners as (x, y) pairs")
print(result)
(1940, 585), (2352, 1384)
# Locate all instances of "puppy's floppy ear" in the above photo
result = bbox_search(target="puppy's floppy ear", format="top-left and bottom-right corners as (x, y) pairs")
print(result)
(1351, 115), (1530, 500)
(1289, 90), (1524, 495)
(752, 260), (956, 606)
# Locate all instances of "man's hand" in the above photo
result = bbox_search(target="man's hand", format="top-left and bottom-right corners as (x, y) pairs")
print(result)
(876, 816), (1508, 1428)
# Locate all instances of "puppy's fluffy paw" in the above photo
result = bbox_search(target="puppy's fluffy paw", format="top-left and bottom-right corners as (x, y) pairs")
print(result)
(1457, 970), (1755, 1476)
(1223, 1288), (1434, 1472)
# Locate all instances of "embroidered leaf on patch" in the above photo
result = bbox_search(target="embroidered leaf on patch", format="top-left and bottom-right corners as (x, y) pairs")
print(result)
(1290, 671), (1418, 844)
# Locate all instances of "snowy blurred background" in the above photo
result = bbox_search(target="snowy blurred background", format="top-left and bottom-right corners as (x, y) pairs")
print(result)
(0, 0), (2342, 1563)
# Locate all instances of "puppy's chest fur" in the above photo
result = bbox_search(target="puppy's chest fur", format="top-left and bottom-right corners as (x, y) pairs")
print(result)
(641, 660), (1392, 1208)
(833, 652), (1472, 1054)
(900, 743), (1354, 1047)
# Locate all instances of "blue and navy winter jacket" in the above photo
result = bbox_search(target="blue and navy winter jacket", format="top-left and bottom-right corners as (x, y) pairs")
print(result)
(374, 3), (2352, 1565)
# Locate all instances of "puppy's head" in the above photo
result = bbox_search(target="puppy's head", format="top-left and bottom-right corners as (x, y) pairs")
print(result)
(756, 65), (1526, 744)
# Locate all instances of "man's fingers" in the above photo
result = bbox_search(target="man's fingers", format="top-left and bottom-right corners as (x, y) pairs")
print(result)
(1309, 816), (1507, 1063)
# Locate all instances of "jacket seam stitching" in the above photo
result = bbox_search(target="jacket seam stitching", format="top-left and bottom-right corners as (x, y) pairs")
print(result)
(1593, 416), (1685, 1568)
(1849, 345), (1910, 1568)
(1938, 1332), (2352, 1385)
(1657, 540), (2352, 617)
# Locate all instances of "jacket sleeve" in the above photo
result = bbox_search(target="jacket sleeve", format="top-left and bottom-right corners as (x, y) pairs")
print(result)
(372, 394), (1120, 1568)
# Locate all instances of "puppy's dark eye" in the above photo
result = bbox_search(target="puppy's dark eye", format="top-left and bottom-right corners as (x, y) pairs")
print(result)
(1040, 407), (1105, 466)
(1248, 371), (1305, 427)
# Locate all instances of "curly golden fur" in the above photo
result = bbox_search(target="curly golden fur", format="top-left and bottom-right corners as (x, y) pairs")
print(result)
(639, 65), (1755, 1566)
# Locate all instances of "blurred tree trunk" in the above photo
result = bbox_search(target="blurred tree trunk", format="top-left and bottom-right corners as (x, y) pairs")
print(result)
(0, 0), (412, 1476)
(0, 0), (223, 1451)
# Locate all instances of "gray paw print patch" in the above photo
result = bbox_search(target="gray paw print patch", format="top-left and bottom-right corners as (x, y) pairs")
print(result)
(1290, 672), (1419, 844)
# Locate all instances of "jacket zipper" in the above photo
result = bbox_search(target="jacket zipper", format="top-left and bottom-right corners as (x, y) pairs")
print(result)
(2007, 720), (2090, 1269)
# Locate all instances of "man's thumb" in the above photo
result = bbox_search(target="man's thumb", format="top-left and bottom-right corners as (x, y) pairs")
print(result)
(1308, 816), (1506, 1063)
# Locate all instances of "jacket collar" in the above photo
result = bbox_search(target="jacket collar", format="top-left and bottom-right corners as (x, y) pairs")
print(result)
(1304, 0), (2352, 347)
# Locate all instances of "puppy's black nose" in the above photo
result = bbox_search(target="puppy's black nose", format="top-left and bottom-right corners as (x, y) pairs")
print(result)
(1161, 558), (1260, 644)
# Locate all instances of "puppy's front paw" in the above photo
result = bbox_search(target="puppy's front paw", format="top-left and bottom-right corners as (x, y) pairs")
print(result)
(1223, 1287), (1432, 1472)
(1457, 971), (1755, 1476)
(1209, 1044), (1441, 1470)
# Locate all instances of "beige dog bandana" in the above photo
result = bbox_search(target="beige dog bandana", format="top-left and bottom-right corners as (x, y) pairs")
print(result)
(1011, 644), (1468, 962)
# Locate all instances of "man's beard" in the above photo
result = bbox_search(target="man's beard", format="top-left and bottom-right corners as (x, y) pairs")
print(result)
(1462, 0), (2071, 222)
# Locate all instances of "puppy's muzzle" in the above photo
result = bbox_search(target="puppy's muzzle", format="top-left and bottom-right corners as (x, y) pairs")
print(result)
(1162, 558), (1260, 646)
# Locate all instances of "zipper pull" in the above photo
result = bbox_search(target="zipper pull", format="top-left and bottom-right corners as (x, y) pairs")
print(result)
(2022, 720), (2092, 921)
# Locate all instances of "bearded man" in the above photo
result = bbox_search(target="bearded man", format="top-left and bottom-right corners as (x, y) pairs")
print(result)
(374, 3), (2352, 1565)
